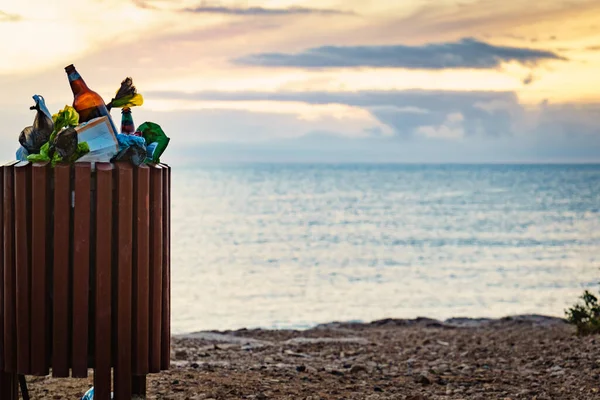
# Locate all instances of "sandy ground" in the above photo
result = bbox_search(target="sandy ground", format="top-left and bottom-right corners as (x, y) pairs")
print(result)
(25, 315), (600, 399)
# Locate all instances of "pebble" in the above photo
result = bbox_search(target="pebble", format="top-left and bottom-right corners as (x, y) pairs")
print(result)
(414, 373), (431, 385)
(350, 364), (368, 374)
(435, 363), (449, 373)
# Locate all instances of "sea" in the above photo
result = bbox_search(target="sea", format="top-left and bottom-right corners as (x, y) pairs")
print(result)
(170, 164), (600, 334)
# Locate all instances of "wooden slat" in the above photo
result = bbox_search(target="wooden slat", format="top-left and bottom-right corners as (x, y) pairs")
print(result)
(52, 164), (71, 377)
(14, 161), (31, 375)
(3, 162), (17, 372)
(114, 162), (133, 400)
(94, 163), (113, 400)
(72, 163), (91, 378)
(31, 162), (50, 376)
(11, 372), (18, 400)
(167, 165), (173, 367)
(0, 164), (4, 373)
(0, 165), (6, 397)
(160, 164), (170, 370)
(132, 375), (146, 396)
(167, 166), (171, 370)
(12, 373), (18, 400)
(0, 372), (17, 400)
(149, 164), (163, 373)
(0, 373), (8, 399)
(133, 165), (150, 376)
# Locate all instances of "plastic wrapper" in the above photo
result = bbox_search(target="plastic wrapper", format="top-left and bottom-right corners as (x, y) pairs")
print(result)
(82, 387), (114, 400)
(111, 133), (147, 165)
(116, 132), (146, 149)
(106, 77), (144, 110)
(18, 95), (54, 154)
(74, 116), (119, 163)
(145, 142), (158, 162)
(16, 146), (29, 161)
(136, 122), (169, 163)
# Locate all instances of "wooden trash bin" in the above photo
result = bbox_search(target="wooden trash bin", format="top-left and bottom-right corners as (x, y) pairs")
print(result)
(0, 161), (171, 400)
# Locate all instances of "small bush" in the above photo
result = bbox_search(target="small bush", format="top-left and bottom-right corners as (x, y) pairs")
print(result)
(565, 290), (600, 335)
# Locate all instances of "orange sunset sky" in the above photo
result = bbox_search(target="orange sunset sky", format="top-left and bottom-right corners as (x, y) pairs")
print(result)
(1, 0), (599, 163)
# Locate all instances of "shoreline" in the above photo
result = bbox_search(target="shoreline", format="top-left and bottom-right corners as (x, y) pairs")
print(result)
(177, 314), (568, 337)
(28, 313), (600, 399)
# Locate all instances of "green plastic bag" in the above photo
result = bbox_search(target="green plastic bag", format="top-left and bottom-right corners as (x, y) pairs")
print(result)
(27, 142), (51, 163)
(52, 105), (79, 136)
(137, 122), (170, 163)
(27, 139), (90, 166)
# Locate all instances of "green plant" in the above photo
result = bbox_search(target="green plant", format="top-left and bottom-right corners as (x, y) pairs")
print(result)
(565, 290), (600, 335)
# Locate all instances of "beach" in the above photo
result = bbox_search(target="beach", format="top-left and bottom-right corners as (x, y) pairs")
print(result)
(27, 315), (599, 399)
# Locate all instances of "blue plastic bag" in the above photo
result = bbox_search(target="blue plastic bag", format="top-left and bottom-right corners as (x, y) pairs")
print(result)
(111, 133), (147, 165)
(16, 146), (29, 161)
(82, 387), (114, 399)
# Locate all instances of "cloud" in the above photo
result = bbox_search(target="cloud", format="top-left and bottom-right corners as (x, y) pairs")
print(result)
(235, 38), (566, 69)
(182, 6), (354, 16)
(340, 0), (600, 50)
(141, 98), (394, 138)
(147, 89), (518, 109)
(131, 0), (154, 9)
(522, 73), (534, 85)
(133, 0), (353, 15)
(0, 11), (21, 22)
(146, 89), (523, 138)
(417, 113), (466, 140)
(145, 89), (600, 150)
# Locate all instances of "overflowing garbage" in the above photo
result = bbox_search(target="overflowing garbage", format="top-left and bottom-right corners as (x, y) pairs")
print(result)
(16, 64), (170, 166)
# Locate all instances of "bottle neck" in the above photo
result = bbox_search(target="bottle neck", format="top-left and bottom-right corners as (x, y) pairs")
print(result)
(67, 69), (89, 96)
(121, 107), (135, 134)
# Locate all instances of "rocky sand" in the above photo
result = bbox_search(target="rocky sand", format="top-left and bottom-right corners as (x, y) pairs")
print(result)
(27, 315), (600, 399)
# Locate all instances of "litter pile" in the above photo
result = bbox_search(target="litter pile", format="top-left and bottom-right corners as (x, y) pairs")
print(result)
(16, 64), (169, 166)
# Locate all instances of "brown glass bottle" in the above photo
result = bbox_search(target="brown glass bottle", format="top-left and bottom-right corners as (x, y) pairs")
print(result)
(65, 64), (118, 133)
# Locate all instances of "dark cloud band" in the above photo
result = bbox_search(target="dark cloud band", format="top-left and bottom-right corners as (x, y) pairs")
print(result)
(234, 38), (566, 69)
(133, 1), (353, 15)
(183, 6), (353, 16)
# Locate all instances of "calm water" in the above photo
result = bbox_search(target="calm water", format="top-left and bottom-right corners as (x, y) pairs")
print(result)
(170, 164), (600, 333)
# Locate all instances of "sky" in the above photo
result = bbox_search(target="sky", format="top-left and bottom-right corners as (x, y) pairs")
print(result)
(1, 0), (599, 163)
